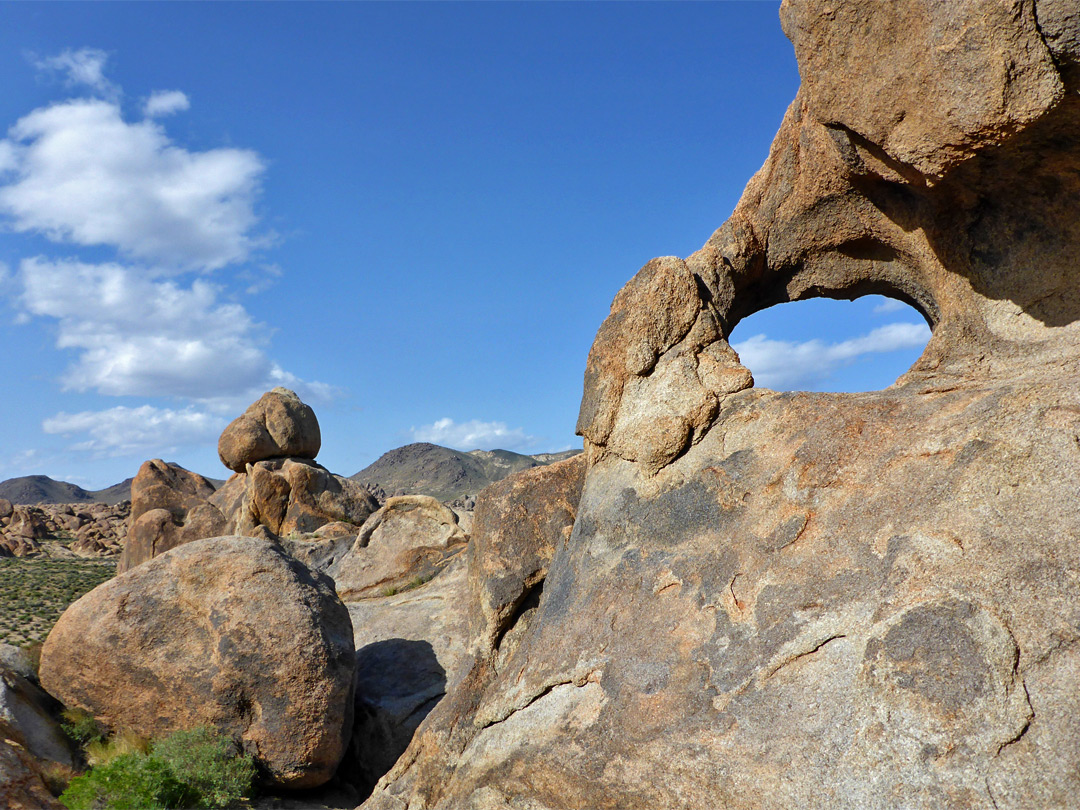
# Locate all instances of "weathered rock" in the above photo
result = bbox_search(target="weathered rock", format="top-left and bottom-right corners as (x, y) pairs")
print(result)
(0, 498), (12, 520)
(0, 739), (64, 810)
(40, 536), (355, 788)
(8, 508), (48, 541)
(218, 388), (321, 474)
(225, 458), (379, 539)
(119, 460), (225, 572)
(363, 2), (1080, 808)
(467, 454), (587, 659)
(331, 496), (466, 601)
(0, 535), (40, 558)
(0, 666), (73, 767)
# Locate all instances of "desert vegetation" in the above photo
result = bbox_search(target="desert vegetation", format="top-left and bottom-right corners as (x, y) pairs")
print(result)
(0, 557), (114, 646)
(59, 726), (256, 810)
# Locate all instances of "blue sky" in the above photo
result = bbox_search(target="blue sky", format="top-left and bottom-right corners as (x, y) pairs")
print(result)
(0, 2), (929, 489)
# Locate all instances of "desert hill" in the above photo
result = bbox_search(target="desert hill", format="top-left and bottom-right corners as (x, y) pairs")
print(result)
(0, 475), (134, 506)
(350, 442), (581, 503)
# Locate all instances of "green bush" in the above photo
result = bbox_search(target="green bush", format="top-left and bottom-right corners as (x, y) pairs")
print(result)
(59, 753), (190, 810)
(60, 708), (106, 747)
(59, 727), (256, 810)
(152, 727), (256, 809)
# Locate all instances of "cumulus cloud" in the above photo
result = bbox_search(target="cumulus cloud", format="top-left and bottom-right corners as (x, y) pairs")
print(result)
(43, 405), (224, 456)
(0, 98), (265, 270)
(410, 417), (536, 451)
(20, 257), (277, 397)
(732, 322), (931, 390)
(872, 297), (908, 314)
(144, 90), (190, 118)
(33, 48), (117, 98)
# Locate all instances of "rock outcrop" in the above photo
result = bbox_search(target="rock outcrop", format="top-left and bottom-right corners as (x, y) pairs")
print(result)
(363, 2), (1080, 808)
(40, 536), (356, 789)
(122, 391), (377, 571)
(119, 460), (225, 573)
(0, 662), (73, 769)
(218, 387), (321, 474)
(323, 496), (474, 799)
(215, 458), (378, 540)
(332, 496), (467, 601)
(0, 739), (64, 810)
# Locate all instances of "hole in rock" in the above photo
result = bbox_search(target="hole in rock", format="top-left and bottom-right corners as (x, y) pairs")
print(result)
(727, 295), (931, 392)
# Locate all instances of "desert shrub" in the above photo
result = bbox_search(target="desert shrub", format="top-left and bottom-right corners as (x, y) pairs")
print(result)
(59, 753), (191, 810)
(60, 707), (106, 747)
(58, 726), (255, 810)
(152, 727), (256, 809)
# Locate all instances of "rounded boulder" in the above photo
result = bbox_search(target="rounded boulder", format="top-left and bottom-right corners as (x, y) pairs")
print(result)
(218, 387), (321, 474)
(39, 536), (355, 789)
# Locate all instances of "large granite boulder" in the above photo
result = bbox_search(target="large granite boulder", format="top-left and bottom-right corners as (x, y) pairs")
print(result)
(119, 460), (226, 573)
(218, 388), (321, 474)
(363, 2), (1080, 808)
(467, 454), (587, 659)
(40, 536), (355, 789)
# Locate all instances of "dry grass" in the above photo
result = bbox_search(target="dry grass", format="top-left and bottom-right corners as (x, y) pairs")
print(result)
(0, 557), (114, 646)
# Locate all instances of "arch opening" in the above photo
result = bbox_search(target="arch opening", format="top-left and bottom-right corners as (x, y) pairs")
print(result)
(726, 295), (931, 393)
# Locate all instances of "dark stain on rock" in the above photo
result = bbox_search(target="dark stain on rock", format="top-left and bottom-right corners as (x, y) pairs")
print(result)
(866, 600), (990, 711)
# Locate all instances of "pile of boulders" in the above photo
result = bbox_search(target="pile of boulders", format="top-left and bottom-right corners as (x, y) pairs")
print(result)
(120, 388), (379, 572)
(0, 499), (129, 559)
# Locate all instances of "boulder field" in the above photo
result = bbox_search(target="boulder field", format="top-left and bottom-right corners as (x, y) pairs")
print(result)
(361, 2), (1080, 809)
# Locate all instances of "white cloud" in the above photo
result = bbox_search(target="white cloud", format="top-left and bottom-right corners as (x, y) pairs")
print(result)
(144, 90), (190, 118)
(410, 417), (536, 451)
(33, 48), (118, 98)
(872, 297), (907, 314)
(43, 405), (223, 456)
(0, 98), (265, 270)
(732, 322), (931, 390)
(20, 257), (278, 397)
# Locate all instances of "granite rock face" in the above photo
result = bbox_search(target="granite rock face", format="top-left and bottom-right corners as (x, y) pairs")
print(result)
(332, 496), (466, 601)
(0, 739), (63, 810)
(40, 536), (356, 789)
(363, 2), (1080, 808)
(119, 459), (225, 572)
(218, 387), (321, 474)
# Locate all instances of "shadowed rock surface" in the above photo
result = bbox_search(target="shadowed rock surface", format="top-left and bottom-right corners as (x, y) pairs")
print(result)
(0, 739), (64, 810)
(40, 536), (356, 789)
(362, 2), (1080, 808)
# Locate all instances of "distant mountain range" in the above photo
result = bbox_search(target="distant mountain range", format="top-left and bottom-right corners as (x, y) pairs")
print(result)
(0, 475), (135, 506)
(0, 443), (582, 506)
(350, 443), (582, 503)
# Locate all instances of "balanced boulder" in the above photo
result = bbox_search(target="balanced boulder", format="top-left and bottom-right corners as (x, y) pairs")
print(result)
(40, 536), (356, 789)
(218, 388), (321, 474)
